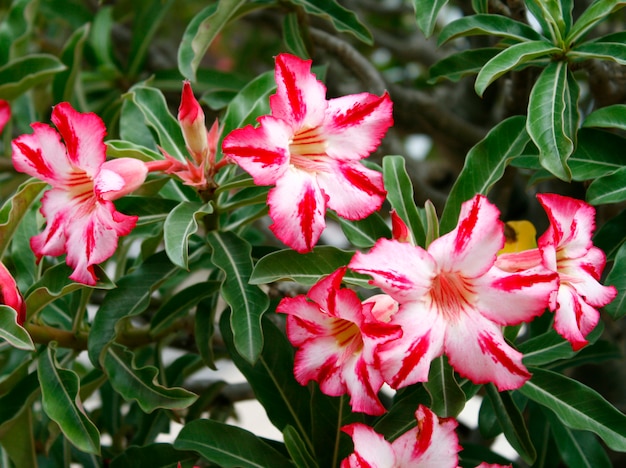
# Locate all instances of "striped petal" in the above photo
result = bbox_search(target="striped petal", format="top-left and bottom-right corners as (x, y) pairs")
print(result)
(341, 423), (396, 468)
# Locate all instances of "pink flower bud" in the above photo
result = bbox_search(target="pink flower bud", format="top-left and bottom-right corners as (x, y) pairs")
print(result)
(0, 262), (25, 325)
(178, 81), (208, 164)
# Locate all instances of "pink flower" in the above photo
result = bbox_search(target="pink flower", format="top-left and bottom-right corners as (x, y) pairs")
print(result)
(276, 267), (401, 415)
(349, 195), (559, 391)
(12, 102), (147, 285)
(341, 404), (460, 468)
(0, 262), (25, 325)
(222, 53), (392, 252)
(497, 194), (617, 350)
(0, 100), (10, 135)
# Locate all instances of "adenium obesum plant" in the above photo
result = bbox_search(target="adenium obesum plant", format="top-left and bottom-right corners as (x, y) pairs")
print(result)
(0, 100), (10, 135)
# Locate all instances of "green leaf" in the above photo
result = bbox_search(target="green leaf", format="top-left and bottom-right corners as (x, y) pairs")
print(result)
(527, 61), (579, 181)
(219, 310), (314, 450)
(0, 179), (46, 258)
(207, 231), (269, 363)
(106, 140), (163, 161)
(0, 54), (66, 99)
(604, 241), (626, 319)
(428, 48), (500, 84)
(382, 155), (426, 247)
(0, 408), (37, 468)
(164, 201), (213, 269)
(586, 166), (626, 205)
(520, 326), (603, 367)
(519, 367), (626, 451)
(250, 246), (355, 286)
(283, 425), (319, 468)
(292, 0), (372, 44)
(0, 0), (38, 64)
(333, 211), (391, 249)
(583, 104), (626, 131)
(88, 6), (116, 68)
(412, 0), (448, 37)
(566, 0), (626, 45)
(177, 1), (246, 82)
(52, 23), (90, 104)
(282, 13), (310, 58)
(0, 306), (34, 350)
(471, 0), (489, 13)
(569, 41), (626, 65)
(594, 208), (626, 261)
(174, 419), (293, 468)
(38, 344), (100, 454)
(424, 356), (465, 417)
(440, 115), (529, 233)
(373, 385), (431, 440)
(486, 385), (535, 464)
(438, 14), (543, 45)
(475, 40), (560, 96)
(103, 343), (197, 413)
(568, 129), (626, 180)
(0, 371), (39, 432)
(109, 443), (197, 468)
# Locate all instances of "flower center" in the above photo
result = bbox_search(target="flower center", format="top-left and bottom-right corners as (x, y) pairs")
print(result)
(66, 169), (96, 205)
(331, 318), (363, 354)
(288, 127), (328, 172)
(427, 271), (474, 322)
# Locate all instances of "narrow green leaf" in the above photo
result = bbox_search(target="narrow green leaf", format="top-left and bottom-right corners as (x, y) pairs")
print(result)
(569, 42), (626, 65)
(568, 129), (625, 180)
(207, 231), (269, 363)
(164, 201), (213, 269)
(38, 344), (100, 454)
(174, 419), (292, 468)
(486, 385), (536, 464)
(566, 0), (626, 45)
(586, 166), (626, 205)
(0, 54), (66, 99)
(471, 0), (489, 13)
(604, 241), (626, 319)
(424, 356), (465, 417)
(52, 23), (90, 104)
(440, 115), (529, 233)
(412, 0), (448, 37)
(519, 367), (626, 452)
(333, 211), (391, 249)
(284, 425), (319, 468)
(177, 1), (246, 81)
(283, 13), (310, 58)
(373, 385), (431, 440)
(0, 408), (37, 468)
(88, 6), (116, 68)
(0, 371), (39, 432)
(428, 48), (500, 84)
(103, 343), (197, 413)
(0, 0), (38, 64)
(594, 208), (626, 261)
(109, 442), (197, 468)
(438, 14), (543, 45)
(583, 104), (626, 131)
(475, 41), (560, 96)
(520, 325), (603, 367)
(292, 0), (372, 43)
(250, 246), (355, 286)
(527, 61), (579, 181)
(0, 179), (46, 258)
(0, 306), (34, 350)
(106, 140), (163, 161)
(382, 155), (426, 247)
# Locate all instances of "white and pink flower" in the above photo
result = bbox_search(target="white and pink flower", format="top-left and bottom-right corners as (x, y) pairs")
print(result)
(277, 267), (401, 415)
(0, 100), (10, 135)
(349, 195), (558, 391)
(12, 102), (147, 285)
(222, 53), (392, 252)
(0, 261), (25, 325)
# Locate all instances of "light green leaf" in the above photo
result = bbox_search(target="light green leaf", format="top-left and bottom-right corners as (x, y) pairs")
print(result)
(412, 0), (448, 37)
(174, 419), (292, 468)
(0, 0), (38, 64)
(282, 13), (310, 58)
(250, 246), (355, 286)
(440, 115), (529, 233)
(382, 155), (426, 247)
(52, 23), (90, 104)
(486, 385), (536, 464)
(292, 0), (372, 43)
(333, 211), (391, 249)
(0, 179), (45, 258)
(207, 231), (269, 363)
(438, 14), (543, 45)
(38, 344), (100, 454)
(583, 104), (626, 131)
(527, 61), (579, 181)
(475, 40), (560, 96)
(103, 343), (197, 413)
(569, 42), (626, 65)
(164, 201), (213, 269)
(428, 48), (500, 84)
(106, 140), (163, 161)
(424, 356), (465, 417)
(0, 306), (34, 351)
(0, 54), (66, 99)
(284, 425), (319, 468)
(519, 367), (626, 452)
(566, 0), (626, 45)
(586, 166), (626, 205)
(604, 241), (626, 319)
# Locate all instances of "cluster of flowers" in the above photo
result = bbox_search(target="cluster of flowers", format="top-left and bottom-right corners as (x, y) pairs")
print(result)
(1, 53), (617, 466)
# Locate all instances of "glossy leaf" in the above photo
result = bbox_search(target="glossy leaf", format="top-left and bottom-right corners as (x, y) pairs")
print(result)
(207, 231), (269, 363)
(440, 115), (529, 233)
(412, 0), (448, 37)
(284, 425), (319, 468)
(566, 0), (626, 45)
(527, 61), (579, 181)
(586, 167), (626, 205)
(568, 129), (625, 181)
(333, 211), (391, 248)
(583, 104), (626, 131)
(424, 356), (465, 417)
(164, 201), (213, 269)
(604, 241), (626, 319)
(594, 208), (626, 261)
(475, 41), (560, 96)
(374, 385), (431, 440)
(382, 155), (426, 247)
(292, 0), (372, 44)
(428, 48), (500, 84)
(103, 344), (197, 413)
(106, 139), (163, 162)
(519, 367), (626, 452)
(0, 54), (66, 99)
(438, 14), (543, 45)
(109, 443), (197, 468)
(0, 371), (39, 431)
(0, 179), (45, 258)
(52, 23), (89, 104)
(570, 42), (626, 65)
(0, 306), (34, 351)
(283, 13), (310, 58)
(520, 326), (603, 367)
(250, 246), (355, 286)
(38, 344), (100, 454)
(174, 418), (292, 468)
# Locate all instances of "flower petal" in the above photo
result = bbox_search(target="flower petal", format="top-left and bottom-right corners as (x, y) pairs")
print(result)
(0, 262), (26, 325)
(341, 423), (396, 468)
(553, 285), (599, 351)
(95, 158), (148, 200)
(30, 189), (76, 259)
(0, 100), (10, 135)
(268, 168), (327, 252)
(559, 248), (617, 307)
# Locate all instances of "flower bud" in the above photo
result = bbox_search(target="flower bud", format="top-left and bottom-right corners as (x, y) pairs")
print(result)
(178, 81), (208, 163)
